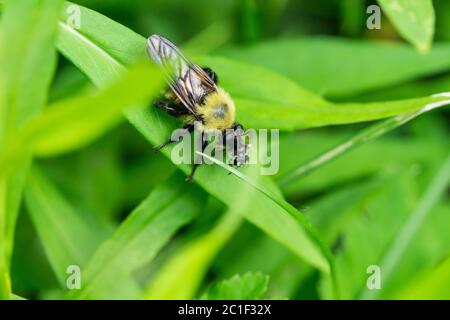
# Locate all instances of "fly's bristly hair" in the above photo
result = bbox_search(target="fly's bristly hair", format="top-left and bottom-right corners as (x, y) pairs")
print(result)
(196, 88), (236, 132)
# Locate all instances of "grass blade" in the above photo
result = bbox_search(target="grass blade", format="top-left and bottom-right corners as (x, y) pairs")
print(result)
(24, 165), (142, 299)
(0, 63), (164, 176)
(360, 153), (450, 299)
(0, 0), (63, 299)
(68, 173), (205, 299)
(144, 210), (242, 299)
(278, 94), (450, 186)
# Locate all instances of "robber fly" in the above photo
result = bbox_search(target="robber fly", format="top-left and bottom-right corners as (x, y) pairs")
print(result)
(147, 35), (247, 182)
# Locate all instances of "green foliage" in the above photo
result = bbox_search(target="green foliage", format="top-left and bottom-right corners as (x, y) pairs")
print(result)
(222, 38), (450, 98)
(201, 272), (269, 300)
(377, 0), (435, 52)
(68, 173), (205, 299)
(24, 165), (106, 286)
(56, 2), (332, 278)
(145, 210), (243, 299)
(0, 0), (64, 299)
(396, 255), (450, 299)
(1, 0), (449, 301)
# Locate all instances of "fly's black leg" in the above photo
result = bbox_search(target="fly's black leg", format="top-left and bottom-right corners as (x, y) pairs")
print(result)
(186, 133), (208, 183)
(153, 139), (175, 152)
(153, 123), (195, 152)
(185, 164), (200, 183)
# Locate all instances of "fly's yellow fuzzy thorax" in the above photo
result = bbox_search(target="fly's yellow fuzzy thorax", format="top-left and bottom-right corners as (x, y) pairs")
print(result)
(196, 87), (236, 132)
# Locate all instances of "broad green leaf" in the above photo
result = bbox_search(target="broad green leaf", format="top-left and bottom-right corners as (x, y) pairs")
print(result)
(145, 210), (242, 299)
(201, 272), (269, 300)
(68, 173), (205, 299)
(221, 37), (450, 98)
(24, 165), (146, 299)
(56, 3), (332, 276)
(378, 0), (435, 52)
(0, 0), (63, 299)
(195, 56), (449, 130)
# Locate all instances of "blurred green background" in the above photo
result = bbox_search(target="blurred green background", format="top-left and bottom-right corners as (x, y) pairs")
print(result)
(0, 0), (449, 300)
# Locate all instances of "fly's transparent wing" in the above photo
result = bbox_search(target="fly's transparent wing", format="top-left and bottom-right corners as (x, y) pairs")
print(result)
(147, 35), (217, 115)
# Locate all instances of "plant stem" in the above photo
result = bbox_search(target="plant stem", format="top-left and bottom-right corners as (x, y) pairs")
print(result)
(0, 178), (11, 299)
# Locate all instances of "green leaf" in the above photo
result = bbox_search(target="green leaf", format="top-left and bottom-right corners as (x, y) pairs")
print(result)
(276, 131), (448, 198)
(197, 152), (332, 274)
(380, 202), (450, 299)
(378, 0), (435, 52)
(57, 3), (145, 89)
(0, 0), (63, 299)
(23, 164), (140, 298)
(56, 3), (332, 276)
(0, 0), (62, 131)
(22, 164), (142, 299)
(396, 256), (450, 299)
(196, 56), (450, 130)
(201, 272), (269, 300)
(145, 210), (242, 300)
(68, 173), (205, 299)
(0, 62), (164, 177)
(360, 154), (450, 299)
(278, 97), (450, 187)
(320, 170), (419, 299)
(320, 155), (450, 300)
(24, 164), (142, 299)
(222, 37), (450, 98)
(25, 63), (162, 157)
(24, 165), (105, 286)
